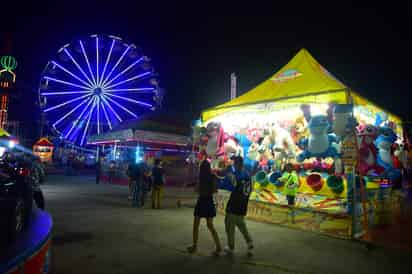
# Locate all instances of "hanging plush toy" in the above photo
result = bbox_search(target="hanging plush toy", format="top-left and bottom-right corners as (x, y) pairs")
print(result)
(394, 140), (408, 170)
(374, 127), (401, 180)
(332, 104), (358, 174)
(297, 115), (340, 162)
(357, 124), (379, 175)
(234, 132), (257, 171)
(300, 104), (312, 124)
(247, 142), (260, 161)
(223, 136), (244, 159)
(205, 122), (226, 169)
(256, 136), (273, 169)
(291, 116), (309, 145)
(375, 112), (389, 128)
(333, 104), (358, 140)
(326, 103), (335, 133)
(246, 128), (261, 143)
(268, 123), (296, 161)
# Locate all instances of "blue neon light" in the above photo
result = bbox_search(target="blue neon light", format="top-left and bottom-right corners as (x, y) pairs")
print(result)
(99, 39), (115, 86)
(79, 40), (97, 86)
(51, 61), (94, 89)
(40, 34), (159, 145)
(135, 145), (143, 163)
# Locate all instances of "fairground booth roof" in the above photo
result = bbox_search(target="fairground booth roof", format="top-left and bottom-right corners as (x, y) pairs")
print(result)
(202, 49), (401, 124)
(87, 113), (190, 147)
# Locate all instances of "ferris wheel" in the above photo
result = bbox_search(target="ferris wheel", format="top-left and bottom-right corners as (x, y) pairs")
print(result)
(39, 34), (161, 145)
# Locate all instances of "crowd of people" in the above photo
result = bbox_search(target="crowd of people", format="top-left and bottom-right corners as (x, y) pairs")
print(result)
(94, 154), (300, 257)
(96, 157), (166, 209)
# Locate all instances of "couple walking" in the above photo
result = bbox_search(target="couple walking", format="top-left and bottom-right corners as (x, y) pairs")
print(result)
(127, 159), (164, 209)
(187, 156), (253, 256)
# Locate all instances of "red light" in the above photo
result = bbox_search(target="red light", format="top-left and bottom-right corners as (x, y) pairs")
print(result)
(18, 168), (30, 177)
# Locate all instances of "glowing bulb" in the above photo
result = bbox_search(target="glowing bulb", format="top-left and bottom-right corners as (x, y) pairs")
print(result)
(8, 140), (15, 148)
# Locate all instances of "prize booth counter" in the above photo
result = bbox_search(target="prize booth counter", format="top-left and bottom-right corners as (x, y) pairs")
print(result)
(88, 115), (191, 186)
(198, 49), (404, 239)
(0, 209), (53, 274)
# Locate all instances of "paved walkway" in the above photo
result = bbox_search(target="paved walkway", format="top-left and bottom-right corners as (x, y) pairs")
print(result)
(42, 175), (411, 274)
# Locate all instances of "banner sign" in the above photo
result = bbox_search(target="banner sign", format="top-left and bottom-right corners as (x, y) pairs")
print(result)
(133, 130), (188, 145)
(88, 129), (134, 143)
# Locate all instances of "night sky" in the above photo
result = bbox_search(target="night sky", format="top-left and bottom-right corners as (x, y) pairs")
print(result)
(2, 1), (412, 143)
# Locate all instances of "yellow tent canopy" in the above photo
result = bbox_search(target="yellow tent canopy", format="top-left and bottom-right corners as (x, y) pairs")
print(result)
(202, 49), (401, 124)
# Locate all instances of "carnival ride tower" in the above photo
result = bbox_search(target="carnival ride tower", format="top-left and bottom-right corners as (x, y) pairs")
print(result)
(0, 55), (17, 129)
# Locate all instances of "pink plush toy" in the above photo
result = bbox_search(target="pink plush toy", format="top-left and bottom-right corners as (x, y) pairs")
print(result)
(357, 124), (379, 175)
(246, 128), (261, 143)
(205, 122), (226, 169)
(223, 136), (243, 158)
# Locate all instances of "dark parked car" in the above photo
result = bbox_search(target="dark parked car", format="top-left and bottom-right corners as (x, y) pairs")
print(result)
(0, 152), (34, 242)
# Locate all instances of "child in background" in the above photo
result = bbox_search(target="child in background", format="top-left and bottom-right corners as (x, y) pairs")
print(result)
(224, 156), (254, 256)
(278, 163), (299, 223)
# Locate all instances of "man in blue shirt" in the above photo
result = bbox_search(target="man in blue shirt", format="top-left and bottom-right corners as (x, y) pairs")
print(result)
(224, 156), (254, 256)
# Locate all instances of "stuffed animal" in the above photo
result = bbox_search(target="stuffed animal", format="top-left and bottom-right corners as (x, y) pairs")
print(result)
(297, 115), (340, 162)
(246, 128), (261, 143)
(357, 124), (379, 175)
(394, 140), (408, 170)
(256, 136), (273, 168)
(374, 127), (401, 180)
(234, 132), (257, 171)
(375, 112), (389, 128)
(326, 103), (335, 133)
(247, 142), (260, 161)
(333, 104), (358, 139)
(223, 136), (244, 159)
(291, 116), (309, 145)
(267, 123), (296, 161)
(300, 104), (312, 124)
(205, 122), (226, 169)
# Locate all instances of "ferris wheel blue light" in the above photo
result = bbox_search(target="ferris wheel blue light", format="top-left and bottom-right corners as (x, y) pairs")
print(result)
(39, 34), (159, 145)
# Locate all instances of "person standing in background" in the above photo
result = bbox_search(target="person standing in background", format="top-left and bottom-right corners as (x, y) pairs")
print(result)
(151, 159), (165, 209)
(96, 157), (102, 184)
(126, 161), (134, 200)
(108, 160), (116, 184)
(141, 161), (152, 206)
(128, 161), (143, 207)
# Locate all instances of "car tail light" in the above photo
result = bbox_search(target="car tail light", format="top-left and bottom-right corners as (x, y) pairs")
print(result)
(18, 168), (30, 177)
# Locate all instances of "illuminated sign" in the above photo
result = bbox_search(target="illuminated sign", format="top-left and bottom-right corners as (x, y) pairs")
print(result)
(272, 69), (302, 83)
(0, 55), (17, 83)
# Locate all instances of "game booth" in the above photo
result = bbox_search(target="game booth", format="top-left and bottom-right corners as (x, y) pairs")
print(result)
(88, 114), (192, 186)
(195, 49), (405, 239)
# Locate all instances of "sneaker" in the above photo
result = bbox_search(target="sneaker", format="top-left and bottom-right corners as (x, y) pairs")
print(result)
(212, 249), (221, 257)
(247, 242), (254, 257)
(224, 246), (234, 255)
(187, 245), (197, 254)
